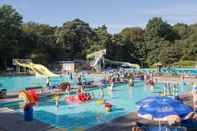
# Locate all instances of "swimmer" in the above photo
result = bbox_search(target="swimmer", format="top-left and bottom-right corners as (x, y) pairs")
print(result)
(128, 74), (134, 88)
(192, 84), (197, 111)
(65, 83), (71, 96)
(128, 78), (134, 88)
(54, 94), (60, 108)
(91, 92), (95, 100)
(77, 85), (85, 96)
(100, 87), (104, 99)
(108, 78), (113, 98)
(108, 77), (113, 91)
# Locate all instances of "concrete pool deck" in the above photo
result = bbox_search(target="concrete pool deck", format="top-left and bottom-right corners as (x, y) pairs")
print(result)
(86, 112), (139, 131)
(0, 108), (65, 131)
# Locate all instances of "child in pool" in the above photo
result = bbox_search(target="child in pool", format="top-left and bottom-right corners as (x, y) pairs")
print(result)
(54, 94), (60, 108)
(108, 77), (113, 97)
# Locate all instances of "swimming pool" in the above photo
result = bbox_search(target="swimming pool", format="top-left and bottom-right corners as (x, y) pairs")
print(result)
(17, 81), (191, 130)
(0, 67), (196, 92)
(0, 74), (97, 92)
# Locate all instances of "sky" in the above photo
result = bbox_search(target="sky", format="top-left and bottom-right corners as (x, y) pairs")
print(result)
(1, 0), (197, 33)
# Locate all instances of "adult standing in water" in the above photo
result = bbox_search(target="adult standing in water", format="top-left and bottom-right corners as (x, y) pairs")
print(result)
(46, 77), (51, 92)
(108, 76), (113, 98)
(192, 84), (197, 112)
(98, 81), (104, 99)
(46, 77), (50, 87)
(70, 72), (73, 80)
(54, 93), (60, 108)
(128, 73), (134, 88)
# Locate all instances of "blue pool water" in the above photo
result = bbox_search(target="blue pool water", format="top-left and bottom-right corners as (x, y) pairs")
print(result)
(18, 81), (191, 130)
(0, 74), (97, 92)
(0, 76), (47, 92)
(0, 68), (196, 92)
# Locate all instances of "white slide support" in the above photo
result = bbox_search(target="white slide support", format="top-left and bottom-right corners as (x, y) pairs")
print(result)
(87, 49), (106, 68)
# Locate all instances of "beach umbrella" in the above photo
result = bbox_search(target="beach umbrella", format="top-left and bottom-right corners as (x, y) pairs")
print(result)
(137, 96), (192, 130)
(136, 96), (164, 109)
(137, 96), (192, 120)
(136, 96), (193, 119)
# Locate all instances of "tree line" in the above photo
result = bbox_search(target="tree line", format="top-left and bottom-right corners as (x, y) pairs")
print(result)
(0, 5), (196, 70)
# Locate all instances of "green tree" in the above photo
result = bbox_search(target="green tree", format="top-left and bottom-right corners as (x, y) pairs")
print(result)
(173, 23), (192, 40)
(55, 19), (95, 59)
(145, 17), (176, 42)
(106, 34), (139, 64)
(146, 40), (171, 65)
(0, 5), (22, 69)
(120, 27), (144, 42)
(21, 22), (56, 64)
(120, 27), (146, 65)
(159, 46), (182, 64)
(87, 25), (111, 54)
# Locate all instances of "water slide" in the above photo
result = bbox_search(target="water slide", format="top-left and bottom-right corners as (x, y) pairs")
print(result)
(104, 58), (140, 69)
(15, 61), (58, 77)
(87, 49), (140, 69)
(86, 49), (106, 67)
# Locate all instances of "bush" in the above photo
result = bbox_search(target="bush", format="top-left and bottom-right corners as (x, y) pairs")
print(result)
(172, 60), (196, 67)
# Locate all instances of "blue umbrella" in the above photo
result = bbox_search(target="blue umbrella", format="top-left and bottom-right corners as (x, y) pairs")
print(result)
(136, 96), (174, 110)
(137, 96), (192, 120)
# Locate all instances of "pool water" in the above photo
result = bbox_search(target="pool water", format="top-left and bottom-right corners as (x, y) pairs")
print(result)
(0, 76), (47, 92)
(18, 81), (191, 130)
(0, 67), (196, 92)
(0, 74), (97, 92)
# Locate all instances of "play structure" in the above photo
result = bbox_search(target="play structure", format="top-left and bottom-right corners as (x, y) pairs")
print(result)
(18, 90), (39, 105)
(14, 60), (58, 77)
(87, 49), (140, 72)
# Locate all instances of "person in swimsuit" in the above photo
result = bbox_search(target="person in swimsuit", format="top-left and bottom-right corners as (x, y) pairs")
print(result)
(54, 93), (60, 108)
(192, 85), (197, 112)
(128, 74), (134, 88)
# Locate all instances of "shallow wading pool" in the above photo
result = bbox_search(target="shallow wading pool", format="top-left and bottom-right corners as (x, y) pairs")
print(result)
(16, 81), (191, 130)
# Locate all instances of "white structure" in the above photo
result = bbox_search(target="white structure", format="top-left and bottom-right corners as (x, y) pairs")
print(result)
(59, 61), (75, 72)
(86, 49), (106, 72)
(13, 59), (32, 73)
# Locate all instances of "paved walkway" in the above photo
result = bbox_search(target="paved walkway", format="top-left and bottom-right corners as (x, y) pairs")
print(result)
(0, 108), (64, 131)
(86, 112), (139, 131)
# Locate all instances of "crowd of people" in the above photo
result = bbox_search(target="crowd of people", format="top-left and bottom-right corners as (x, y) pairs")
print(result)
(45, 70), (197, 113)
